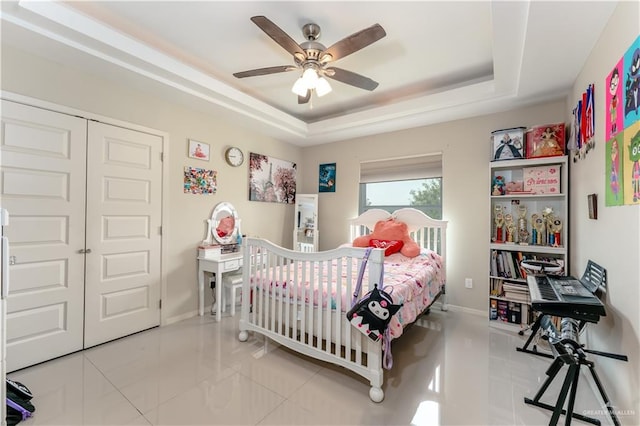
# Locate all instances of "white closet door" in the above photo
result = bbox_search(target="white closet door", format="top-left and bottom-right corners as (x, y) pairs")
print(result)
(0, 100), (87, 371)
(83, 121), (162, 348)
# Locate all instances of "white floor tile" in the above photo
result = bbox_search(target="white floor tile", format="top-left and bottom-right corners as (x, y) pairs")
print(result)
(6, 309), (622, 426)
(143, 372), (284, 425)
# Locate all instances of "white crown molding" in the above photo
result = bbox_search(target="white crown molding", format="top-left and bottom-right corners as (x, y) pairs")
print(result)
(5, 0), (581, 146)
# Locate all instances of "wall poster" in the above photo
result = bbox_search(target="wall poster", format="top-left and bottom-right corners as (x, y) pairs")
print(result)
(319, 163), (336, 192)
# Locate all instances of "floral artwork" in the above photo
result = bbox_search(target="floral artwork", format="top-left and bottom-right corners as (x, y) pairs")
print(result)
(249, 152), (296, 203)
(184, 166), (217, 194)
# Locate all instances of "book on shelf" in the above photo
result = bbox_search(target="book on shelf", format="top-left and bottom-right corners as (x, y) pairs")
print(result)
(491, 250), (528, 280)
(508, 302), (522, 324)
(497, 300), (509, 322)
(490, 251), (498, 277)
(491, 249), (567, 280)
(490, 277), (504, 296)
(503, 282), (529, 303)
(491, 278), (530, 302)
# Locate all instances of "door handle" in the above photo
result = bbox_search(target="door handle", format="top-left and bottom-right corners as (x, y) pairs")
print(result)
(77, 249), (92, 254)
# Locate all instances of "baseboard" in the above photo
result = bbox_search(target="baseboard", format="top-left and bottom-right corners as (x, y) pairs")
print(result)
(163, 310), (198, 326)
(434, 301), (486, 317)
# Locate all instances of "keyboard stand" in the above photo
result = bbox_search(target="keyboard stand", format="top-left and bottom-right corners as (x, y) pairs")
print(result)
(517, 314), (555, 359)
(525, 347), (625, 426)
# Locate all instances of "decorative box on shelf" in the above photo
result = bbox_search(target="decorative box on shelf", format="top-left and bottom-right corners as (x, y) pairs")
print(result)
(523, 165), (561, 194)
(491, 127), (526, 161)
(525, 123), (566, 159)
(198, 244), (222, 260)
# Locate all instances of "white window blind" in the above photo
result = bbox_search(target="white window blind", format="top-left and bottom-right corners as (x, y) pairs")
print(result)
(359, 154), (442, 183)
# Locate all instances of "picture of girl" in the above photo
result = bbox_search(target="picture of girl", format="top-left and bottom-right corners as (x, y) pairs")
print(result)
(188, 139), (210, 161)
(606, 64), (622, 141)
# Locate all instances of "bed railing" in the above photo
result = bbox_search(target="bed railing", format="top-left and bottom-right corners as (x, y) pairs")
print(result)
(239, 238), (388, 402)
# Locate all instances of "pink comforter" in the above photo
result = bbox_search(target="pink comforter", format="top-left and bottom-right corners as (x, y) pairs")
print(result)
(250, 249), (445, 339)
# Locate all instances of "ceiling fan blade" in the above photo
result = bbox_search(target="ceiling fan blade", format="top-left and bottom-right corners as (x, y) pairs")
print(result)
(251, 16), (306, 60)
(298, 91), (311, 104)
(324, 67), (379, 91)
(320, 24), (386, 63)
(233, 65), (296, 78)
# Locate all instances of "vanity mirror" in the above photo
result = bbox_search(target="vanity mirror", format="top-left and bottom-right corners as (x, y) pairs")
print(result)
(204, 202), (239, 246)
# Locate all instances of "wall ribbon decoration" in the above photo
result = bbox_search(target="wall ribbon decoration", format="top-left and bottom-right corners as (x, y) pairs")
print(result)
(571, 83), (596, 162)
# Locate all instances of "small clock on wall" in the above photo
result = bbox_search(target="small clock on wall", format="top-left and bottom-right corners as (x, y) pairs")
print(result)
(224, 146), (244, 167)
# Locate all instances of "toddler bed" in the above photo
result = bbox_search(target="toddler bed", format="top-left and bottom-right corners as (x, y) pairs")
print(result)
(238, 208), (447, 402)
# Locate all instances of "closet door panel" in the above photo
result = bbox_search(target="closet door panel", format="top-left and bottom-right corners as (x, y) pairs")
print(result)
(84, 121), (162, 348)
(0, 100), (87, 371)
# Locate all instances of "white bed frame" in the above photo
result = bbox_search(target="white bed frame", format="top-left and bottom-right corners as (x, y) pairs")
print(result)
(238, 208), (447, 402)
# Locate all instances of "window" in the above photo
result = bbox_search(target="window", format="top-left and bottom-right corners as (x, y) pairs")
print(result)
(359, 178), (442, 219)
(359, 154), (443, 219)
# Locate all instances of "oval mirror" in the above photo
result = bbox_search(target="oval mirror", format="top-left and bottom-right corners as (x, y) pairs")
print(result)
(211, 202), (238, 245)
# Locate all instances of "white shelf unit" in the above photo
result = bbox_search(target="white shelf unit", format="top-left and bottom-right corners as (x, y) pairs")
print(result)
(488, 156), (569, 331)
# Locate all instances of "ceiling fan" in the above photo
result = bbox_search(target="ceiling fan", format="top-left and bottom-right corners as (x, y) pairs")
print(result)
(233, 16), (386, 104)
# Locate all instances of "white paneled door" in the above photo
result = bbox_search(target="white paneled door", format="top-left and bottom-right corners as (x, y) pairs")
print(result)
(0, 100), (162, 370)
(84, 121), (162, 348)
(1, 101), (87, 371)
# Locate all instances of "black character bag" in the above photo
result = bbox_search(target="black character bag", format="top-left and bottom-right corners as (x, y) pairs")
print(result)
(346, 248), (402, 369)
(6, 378), (35, 426)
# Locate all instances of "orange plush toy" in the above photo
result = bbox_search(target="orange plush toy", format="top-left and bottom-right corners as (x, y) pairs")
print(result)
(352, 218), (420, 258)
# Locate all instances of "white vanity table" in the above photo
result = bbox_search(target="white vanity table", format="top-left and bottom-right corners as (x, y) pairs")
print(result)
(197, 202), (242, 321)
(197, 251), (243, 319)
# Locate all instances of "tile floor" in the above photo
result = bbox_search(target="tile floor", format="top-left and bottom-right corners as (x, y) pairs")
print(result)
(8, 309), (616, 425)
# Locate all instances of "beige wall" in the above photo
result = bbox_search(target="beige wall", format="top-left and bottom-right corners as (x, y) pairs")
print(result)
(566, 1), (639, 421)
(300, 101), (566, 314)
(0, 46), (303, 323)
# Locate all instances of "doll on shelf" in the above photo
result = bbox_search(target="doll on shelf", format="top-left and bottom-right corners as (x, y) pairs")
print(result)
(494, 205), (505, 242)
(492, 175), (505, 196)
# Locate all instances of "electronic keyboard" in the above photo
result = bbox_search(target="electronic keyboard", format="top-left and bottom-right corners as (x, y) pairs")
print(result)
(527, 275), (606, 323)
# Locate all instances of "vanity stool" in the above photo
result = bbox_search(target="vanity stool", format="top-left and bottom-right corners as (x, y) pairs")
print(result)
(222, 271), (243, 316)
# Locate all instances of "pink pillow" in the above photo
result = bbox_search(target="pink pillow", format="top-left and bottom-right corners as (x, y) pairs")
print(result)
(369, 239), (404, 256)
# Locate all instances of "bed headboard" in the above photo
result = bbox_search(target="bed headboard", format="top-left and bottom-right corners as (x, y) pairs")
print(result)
(349, 208), (448, 257)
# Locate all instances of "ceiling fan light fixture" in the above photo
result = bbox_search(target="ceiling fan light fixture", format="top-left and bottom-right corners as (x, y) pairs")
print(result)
(291, 77), (308, 97)
(302, 67), (319, 85)
(315, 77), (332, 97)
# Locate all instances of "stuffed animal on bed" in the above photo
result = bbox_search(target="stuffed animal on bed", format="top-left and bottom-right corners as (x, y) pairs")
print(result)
(352, 218), (420, 257)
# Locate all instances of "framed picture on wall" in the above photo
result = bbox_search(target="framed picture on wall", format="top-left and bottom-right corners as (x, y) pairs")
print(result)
(248, 152), (297, 203)
(188, 139), (210, 161)
(319, 163), (336, 193)
(588, 193), (598, 219)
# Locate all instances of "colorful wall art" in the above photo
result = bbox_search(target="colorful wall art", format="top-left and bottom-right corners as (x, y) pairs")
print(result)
(605, 35), (640, 206)
(184, 166), (217, 194)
